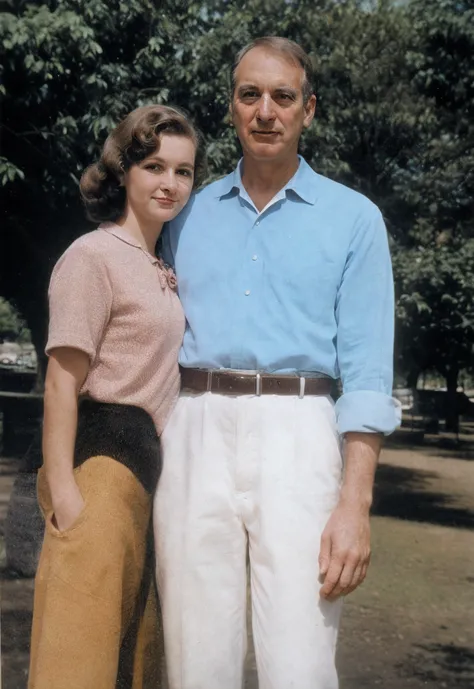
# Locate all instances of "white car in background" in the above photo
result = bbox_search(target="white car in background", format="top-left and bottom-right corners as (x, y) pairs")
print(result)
(392, 387), (414, 412)
(0, 352), (18, 366)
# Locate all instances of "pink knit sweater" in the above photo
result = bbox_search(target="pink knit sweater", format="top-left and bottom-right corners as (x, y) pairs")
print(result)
(46, 223), (185, 433)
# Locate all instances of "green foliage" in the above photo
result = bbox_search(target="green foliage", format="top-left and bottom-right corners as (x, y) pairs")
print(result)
(394, 240), (474, 376)
(392, 0), (474, 382)
(1, 0), (473, 385)
(0, 298), (31, 343)
(0, 156), (24, 185)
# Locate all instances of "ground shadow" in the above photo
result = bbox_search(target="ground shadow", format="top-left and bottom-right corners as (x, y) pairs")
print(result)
(399, 643), (474, 688)
(373, 464), (474, 529)
(386, 429), (474, 461)
(385, 416), (474, 460)
(0, 567), (35, 689)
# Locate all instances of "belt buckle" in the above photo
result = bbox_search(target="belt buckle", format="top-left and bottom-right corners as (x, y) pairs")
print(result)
(299, 376), (306, 399)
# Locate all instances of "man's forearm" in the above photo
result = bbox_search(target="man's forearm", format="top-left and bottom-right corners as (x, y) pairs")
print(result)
(339, 432), (383, 511)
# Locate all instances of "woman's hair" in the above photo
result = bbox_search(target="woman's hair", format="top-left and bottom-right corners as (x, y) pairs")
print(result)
(80, 104), (207, 223)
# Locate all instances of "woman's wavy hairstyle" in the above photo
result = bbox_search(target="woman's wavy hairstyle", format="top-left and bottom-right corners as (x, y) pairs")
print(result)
(80, 104), (207, 223)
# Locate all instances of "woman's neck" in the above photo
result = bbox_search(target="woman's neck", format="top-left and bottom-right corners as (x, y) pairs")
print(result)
(116, 212), (163, 256)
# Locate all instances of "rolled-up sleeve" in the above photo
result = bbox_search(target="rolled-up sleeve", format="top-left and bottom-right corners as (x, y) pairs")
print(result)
(334, 206), (401, 435)
(46, 243), (112, 362)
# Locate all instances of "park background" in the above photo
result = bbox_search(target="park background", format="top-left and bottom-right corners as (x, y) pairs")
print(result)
(0, 0), (473, 688)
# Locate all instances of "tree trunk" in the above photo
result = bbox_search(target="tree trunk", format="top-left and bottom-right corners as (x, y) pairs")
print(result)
(23, 298), (48, 391)
(445, 367), (459, 434)
(406, 368), (420, 390)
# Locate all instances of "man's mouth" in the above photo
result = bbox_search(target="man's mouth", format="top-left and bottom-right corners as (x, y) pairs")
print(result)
(252, 130), (279, 136)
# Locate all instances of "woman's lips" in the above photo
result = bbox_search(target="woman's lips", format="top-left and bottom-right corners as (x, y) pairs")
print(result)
(153, 197), (176, 207)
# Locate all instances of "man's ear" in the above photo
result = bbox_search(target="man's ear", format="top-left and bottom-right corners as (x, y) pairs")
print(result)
(225, 101), (234, 126)
(228, 101), (234, 123)
(303, 94), (316, 128)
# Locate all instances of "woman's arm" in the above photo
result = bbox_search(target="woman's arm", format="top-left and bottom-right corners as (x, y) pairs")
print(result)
(42, 346), (90, 531)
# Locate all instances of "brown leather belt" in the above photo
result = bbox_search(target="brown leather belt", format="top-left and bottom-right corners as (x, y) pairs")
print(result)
(180, 367), (333, 397)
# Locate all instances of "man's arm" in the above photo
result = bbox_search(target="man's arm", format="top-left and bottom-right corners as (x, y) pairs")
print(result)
(319, 204), (400, 599)
(319, 432), (381, 599)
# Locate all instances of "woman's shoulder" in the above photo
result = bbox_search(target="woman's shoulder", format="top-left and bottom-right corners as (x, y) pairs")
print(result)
(51, 228), (116, 284)
(57, 227), (117, 266)
(67, 226), (115, 255)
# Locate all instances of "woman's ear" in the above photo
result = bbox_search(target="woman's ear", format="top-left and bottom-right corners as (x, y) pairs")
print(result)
(118, 159), (126, 187)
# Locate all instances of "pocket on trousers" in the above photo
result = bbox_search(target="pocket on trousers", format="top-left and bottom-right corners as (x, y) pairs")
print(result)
(45, 499), (89, 539)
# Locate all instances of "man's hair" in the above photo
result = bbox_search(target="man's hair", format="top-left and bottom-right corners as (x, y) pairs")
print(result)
(80, 104), (207, 223)
(231, 36), (315, 104)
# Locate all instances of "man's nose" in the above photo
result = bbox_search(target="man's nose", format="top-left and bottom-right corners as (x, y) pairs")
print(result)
(256, 94), (276, 123)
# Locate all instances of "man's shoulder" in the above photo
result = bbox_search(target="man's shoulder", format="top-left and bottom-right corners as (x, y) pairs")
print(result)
(187, 173), (234, 211)
(313, 170), (380, 217)
(297, 158), (379, 216)
(167, 173), (234, 231)
(195, 172), (234, 199)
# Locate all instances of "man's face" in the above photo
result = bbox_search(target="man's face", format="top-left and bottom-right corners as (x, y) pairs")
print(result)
(230, 47), (316, 163)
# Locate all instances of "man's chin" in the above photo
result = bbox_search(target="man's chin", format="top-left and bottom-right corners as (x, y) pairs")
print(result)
(245, 142), (285, 161)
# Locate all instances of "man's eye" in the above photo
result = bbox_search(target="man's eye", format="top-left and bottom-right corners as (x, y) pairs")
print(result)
(242, 91), (259, 99)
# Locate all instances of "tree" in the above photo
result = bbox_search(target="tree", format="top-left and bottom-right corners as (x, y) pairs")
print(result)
(0, 298), (31, 343)
(393, 0), (474, 426)
(2, 0), (473, 413)
(1, 0), (206, 375)
(0, 0), (341, 374)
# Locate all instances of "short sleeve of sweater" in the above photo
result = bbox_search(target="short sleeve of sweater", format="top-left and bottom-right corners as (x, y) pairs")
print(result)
(46, 241), (113, 362)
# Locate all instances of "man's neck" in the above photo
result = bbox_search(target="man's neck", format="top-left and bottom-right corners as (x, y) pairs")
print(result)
(241, 154), (300, 212)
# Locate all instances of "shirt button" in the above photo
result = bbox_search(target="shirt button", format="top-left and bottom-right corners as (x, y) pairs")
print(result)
(252, 255), (258, 261)
(245, 290), (251, 296)
(255, 221), (260, 226)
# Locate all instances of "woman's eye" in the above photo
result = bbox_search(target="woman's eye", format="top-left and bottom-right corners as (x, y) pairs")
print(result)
(146, 164), (162, 172)
(178, 169), (192, 177)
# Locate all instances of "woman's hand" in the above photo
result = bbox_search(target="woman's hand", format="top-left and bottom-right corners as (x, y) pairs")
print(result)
(42, 347), (90, 531)
(52, 479), (85, 532)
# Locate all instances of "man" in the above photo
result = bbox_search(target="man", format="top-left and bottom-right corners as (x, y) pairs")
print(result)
(154, 36), (401, 689)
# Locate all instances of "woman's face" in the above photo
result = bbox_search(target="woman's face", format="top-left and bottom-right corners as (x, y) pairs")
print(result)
(124, 134), (196, 226)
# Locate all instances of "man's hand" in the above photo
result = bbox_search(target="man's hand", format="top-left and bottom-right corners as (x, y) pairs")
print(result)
(52, 480), (85, 532)
(318, 431), (382, 600)
(318, 498), (371, 600)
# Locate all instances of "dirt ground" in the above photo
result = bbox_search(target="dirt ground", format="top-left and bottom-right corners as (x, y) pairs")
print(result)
(1, 425), (474, 689)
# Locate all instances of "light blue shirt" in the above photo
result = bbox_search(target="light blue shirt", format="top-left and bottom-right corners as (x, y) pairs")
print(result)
(162, 157), (401, 435)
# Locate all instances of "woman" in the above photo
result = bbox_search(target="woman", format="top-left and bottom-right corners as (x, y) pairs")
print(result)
(28, 104), (206, 689)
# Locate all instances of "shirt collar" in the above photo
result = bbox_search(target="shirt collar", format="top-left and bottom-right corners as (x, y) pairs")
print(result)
(99, 222), (159, 264)
(215, 155), (318, 206)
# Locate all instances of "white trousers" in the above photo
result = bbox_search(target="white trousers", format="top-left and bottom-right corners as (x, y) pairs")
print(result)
(154, 391), (344, 689)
